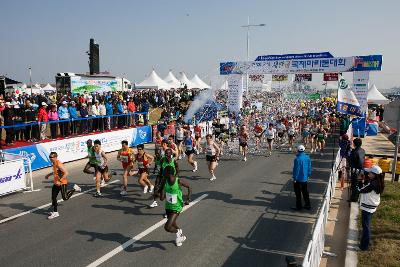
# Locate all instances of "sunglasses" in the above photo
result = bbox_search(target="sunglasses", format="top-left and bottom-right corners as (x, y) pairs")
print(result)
(49, 156), (56, 159)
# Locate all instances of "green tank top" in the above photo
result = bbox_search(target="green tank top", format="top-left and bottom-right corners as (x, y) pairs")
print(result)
(88, 147), (96, 164)
(161, 157), (176, 175)
(164, 177), (183, 212)
(317, 133), (325, 141)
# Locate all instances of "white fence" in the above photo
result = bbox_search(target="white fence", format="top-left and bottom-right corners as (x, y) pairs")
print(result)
(302, 125), (353, 267)
(0, 151), (35, 196)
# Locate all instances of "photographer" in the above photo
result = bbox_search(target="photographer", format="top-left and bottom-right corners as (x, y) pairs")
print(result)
(357, 165), (385, 251)
(349, 138), (365, 201)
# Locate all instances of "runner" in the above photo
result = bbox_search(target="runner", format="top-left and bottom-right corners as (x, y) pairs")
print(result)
(264, 123), (276, 156)
(168, 135), (179, 158)
(93, 139), (112, 197)
(205, 134), (221, 181)
(302, 120), (311, 149)
(153, 131), (164, 174)
(309, 121), (318, 153)
(316, 128), (327, 156)
(194, 124), (202, 154)
(254, 120), (265, 150)
(82, 139), (96, 176)
(45, 152), (81, 219)
(150, 148), (179, 208)
(183, 130), (198, 172)
(159, 165), (192, 247)
(117, 140), (135, 196)
(132, 144), (155, 193)
(238, 125), (249, 161)
(287, 122), (296, 152)
(276, 120), (286, 147)
(175, 124), (185, 160)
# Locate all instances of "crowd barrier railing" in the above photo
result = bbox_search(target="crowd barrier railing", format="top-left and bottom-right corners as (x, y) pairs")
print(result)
(301, 125), (353, 267)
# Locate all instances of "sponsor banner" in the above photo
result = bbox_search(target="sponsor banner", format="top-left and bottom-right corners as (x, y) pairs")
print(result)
(256, 52), (333, 61)
(227, 75), (243, 113)
(353, 71), (369, 114)
(272, 74), (288, 82)
(248, 74), (264, 91)
(295, 73), (312, 82)
(323, 73), (339, 81)
(3, 126), (152, 171)
(220, 55), (382, 75)
(336, 77), (363, 117)
(0, 160), (26, 195)
(71, 76), (119, 94)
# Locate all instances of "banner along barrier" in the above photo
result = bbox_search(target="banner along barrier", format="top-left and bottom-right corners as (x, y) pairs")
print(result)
(2, 126), (152, 171)
(0, 159), (26, 196)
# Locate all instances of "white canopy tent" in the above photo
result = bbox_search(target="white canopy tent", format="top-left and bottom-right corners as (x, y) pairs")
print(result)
(163, 71), (181, 88)
(219, 80), (228, 90)
(42, 83), (56, 92)
(367, 84), (390, 105)
(190, 74), (210, 89)
(177, 72), (197, 89)
(136, 70), (171, 90)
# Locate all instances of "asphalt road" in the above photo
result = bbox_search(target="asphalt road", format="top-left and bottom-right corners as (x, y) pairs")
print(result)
(0, 139), (336, 267)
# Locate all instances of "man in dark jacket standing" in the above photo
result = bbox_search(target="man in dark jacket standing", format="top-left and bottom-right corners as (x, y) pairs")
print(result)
(292, 145), (312, 211)
(349, 138), (365, 201)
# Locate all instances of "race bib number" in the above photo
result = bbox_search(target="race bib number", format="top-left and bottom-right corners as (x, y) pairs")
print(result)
(166, 192), (177, 204)
(121, 156), (129, 163)
(186, 145), (193, 151)
(137, 162), (144, 168)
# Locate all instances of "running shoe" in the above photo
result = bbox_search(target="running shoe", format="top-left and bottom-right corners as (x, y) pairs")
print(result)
(243, 157), (247, 162)
(100, 180), (106, 187)
(150, 201), (158, 208)
(47, 212), (59, 220)
(192, 161), (198, 172)
(149, 185), (155, 193)
(120, 190), (128, 196)
(73, 184), (82, 192)
(210, 175), (216, 181)
(143, 186), (149, 194)
(93, 192), (102, 197)
(175, 234), (186, 247)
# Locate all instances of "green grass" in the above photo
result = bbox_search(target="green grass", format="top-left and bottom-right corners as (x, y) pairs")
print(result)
(358, 182), (400, 267)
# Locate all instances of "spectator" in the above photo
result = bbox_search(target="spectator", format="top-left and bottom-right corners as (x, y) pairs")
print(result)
(38, 102), (49, 140)
(24, 100), (38, 142)
(105, 98), (114, 130)
(141, 99), (150, 125)
(48, 104), (59, 139)
(349, 138), (366, 201)
(91, 100), (100, 131)
(3, 102), (15, 145)
(79, 103), (89, 133)
(116, 99), (124, 128)
(127, 98), (136, 127)
(98, 100), (106, 131)
(68, 101), (79, 135)
(58, 101), (70, 137)
(357, 165), (385, 251)
(292, 145), (311, 211)
(13, 103), (24, 141)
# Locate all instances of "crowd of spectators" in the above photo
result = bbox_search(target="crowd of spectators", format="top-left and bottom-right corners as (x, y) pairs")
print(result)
(0, 88), (201, 146)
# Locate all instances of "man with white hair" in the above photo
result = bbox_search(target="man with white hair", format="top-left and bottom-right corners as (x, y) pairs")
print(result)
(292, 145), (312, 211)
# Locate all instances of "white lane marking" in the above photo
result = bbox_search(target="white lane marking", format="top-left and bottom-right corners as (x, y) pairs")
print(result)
(0, 180), (120, 224)
(86, 193), (209, 267)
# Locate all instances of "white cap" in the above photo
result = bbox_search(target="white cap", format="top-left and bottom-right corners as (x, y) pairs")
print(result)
(297, 145), (305, 152)
(364, 165), (383, 175)
(62, 101), (68, 105)
(41, 102), (48, 106)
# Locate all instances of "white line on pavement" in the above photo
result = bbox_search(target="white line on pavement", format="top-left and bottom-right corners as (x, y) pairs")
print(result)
(86, 193), (209, 267)
(0, 180), (120, 224)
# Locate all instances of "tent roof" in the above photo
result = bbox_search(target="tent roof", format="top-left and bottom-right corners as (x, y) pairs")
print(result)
(190, 74), (210, 89)
(42, 83), (56, 91)
(219, 80), (228, 90)
(178, 72), (197, 89)
(367, 84), (390, 105)
(136, 70), (171, 90)
(163, 71), (181, 88)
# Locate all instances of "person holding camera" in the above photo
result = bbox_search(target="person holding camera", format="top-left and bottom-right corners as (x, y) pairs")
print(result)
(357, 165), (385, 251)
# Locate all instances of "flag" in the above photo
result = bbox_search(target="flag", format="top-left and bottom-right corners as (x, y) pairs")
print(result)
(336, 77), (363, 117)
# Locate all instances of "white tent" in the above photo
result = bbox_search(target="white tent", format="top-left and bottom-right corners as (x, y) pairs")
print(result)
(163, 71), (181, 88)
(42, 83), (56, 92)
(177, 72), (197, 89)
(190, 74), (210, 89)
(367, 84), (390, 105)
(136, 70), (171, 90)
(219, 80), (228, 90)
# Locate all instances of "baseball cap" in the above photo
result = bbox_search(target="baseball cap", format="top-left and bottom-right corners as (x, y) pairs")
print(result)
(71, 101), (76, 104)
(62, 101), (68, 105)
(297, 145), (305, 152)
(41, 102), (48, 106)
(364, 166), (382, 175)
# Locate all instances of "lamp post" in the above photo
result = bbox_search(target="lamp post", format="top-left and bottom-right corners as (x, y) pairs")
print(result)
(241, 17), (265, 99)
(28, 67), (32, 95)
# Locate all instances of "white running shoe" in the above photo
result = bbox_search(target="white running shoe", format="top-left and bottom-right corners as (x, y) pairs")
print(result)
(120, 190), (128, 196)
(143, 186), (149, 194)
(47, 212), (59, 220)
(175, 233), (186, 247)
(149, 185), (154, 193)
(73, 184), (82, 192)
(210, 175), (216, 181)
(150, 201), (158, 208)
(243, 157), (247, 162)
(192, 161), (198, 172)
(93, 192), (102, 197)
(100, 180), (106, 187)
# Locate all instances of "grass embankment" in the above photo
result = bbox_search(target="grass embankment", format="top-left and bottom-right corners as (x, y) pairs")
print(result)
(358, 182), (400, 267)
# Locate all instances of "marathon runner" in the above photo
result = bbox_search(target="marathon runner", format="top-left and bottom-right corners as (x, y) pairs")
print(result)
(238, 125), (249, 161)
(183, 130), (198, 172)
(175, 124), (185, 160)
(159, 165), (192, 247)
(168, 135), (179, 159)
(194, 124), (202, 154)
(117, 140), (135, 196)
(93, 139), (112, 197)
(264, 123), (276, 156)
(82, 139), (96, 176)
(254, 120), (265, 150)
(287, 122), (296, 152)
(205, 134), (220, 181)
(46, 152), (81, 219)
(276, 120), (286, 147)
(133, 144), (154, 194)
(316, 128), (327, 156)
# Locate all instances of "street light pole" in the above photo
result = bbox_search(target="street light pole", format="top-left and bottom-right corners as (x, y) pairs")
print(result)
(241, 17), (265, 100)
(28, 67), (32, 95)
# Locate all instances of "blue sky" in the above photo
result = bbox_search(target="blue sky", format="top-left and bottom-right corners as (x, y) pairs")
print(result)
(1, 0), (399, 89)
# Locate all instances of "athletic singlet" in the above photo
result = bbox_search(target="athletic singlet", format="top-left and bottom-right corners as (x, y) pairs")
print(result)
(265, 128), (275, 139)
(88, 147), (96, 164)
(155, 137), (162, 150)
(176, 129), (184, 140)
(288, 127), (295, 136)
(53, 160), (67, 185)
(254, 125), (263, 134)
(94, 150), (105, 167)
(136, 153), (149, 169)
(164, 177), (183, 213)
(205, 143), (216, 156)
(239, 133), (248, 143)
(276, 124), (285, 133)
(317, 132), (325, 141)
(119, 148), (133, 166)
(310, 127), (318, 135)
(194, 127), (201, 137)
(161, 157), (177, 175)
(185, 138), (194, 151)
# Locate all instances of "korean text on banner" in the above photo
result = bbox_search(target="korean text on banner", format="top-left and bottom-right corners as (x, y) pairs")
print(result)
(272, 74), (288, 82)
(336, 77), (363, 117)
(353, 71), (369, 114)
(0, 160), (26, 195)
(323, 73), (339, 81)
(294, 74), (312, 82)
(227, 75), (243, 113)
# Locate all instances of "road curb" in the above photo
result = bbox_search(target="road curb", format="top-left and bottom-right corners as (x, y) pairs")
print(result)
(344, 202), (359, 267)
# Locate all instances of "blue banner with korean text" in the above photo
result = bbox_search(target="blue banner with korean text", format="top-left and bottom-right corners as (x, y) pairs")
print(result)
(255, 52), (334, 61)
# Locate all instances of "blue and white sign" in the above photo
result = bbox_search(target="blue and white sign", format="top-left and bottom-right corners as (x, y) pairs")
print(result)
(0, 160), (26, 195)
(255, 52), (334, 61)
(3, 126), (153, 171)
(336, 77), (363, 117)
(354, 55), (382, 71)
